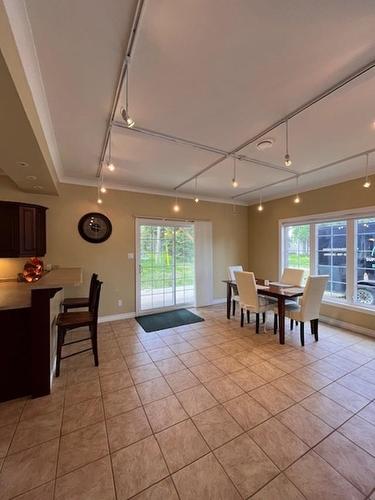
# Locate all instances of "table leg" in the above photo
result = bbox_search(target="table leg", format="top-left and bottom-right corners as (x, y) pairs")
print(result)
(226, 282), (231, 320)
(277, 297), (285, 344)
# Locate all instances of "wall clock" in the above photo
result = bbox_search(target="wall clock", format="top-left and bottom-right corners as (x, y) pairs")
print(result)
(78, 212), (112, 243)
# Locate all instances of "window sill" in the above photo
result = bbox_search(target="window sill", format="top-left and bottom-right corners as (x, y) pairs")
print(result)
(322, 298), (375, 316)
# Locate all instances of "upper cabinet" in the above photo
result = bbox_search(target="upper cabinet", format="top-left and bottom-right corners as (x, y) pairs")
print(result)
(0, 201), (47, 257)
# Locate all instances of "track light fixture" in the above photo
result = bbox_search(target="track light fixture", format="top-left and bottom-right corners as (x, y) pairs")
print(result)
(363, 153), (371, 188)
(194, 178), (199, 203)
(121, 58), (135, 128)
(173, 196), (180, 212)
(100, 175), (107, 194)
(97, 183), (103, 204)
(284, 119), (292, 167)
(107, 128), (115, 171)
(232, 157), (238, 187)
(257, 191), (263, 211)
(293, 176), (301, 203)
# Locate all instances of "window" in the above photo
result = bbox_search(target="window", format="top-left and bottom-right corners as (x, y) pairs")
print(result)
(281, 211), (375, 311)
(284, 224), (310, 280)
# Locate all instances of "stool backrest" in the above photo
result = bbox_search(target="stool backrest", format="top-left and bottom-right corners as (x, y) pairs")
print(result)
(89, 280), (102, 316)
(89, 273), (99, 303)
(228, 265), (243, 282)
(281, 268), (304, 286)
(235, 271), (258, 309)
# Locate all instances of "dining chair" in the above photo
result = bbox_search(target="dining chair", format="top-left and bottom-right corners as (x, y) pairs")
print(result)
(55, 279), (103, 376)
(275, 268), (305, 330)
(275, 275), (328, 346)
(235, 271), (276, 333)
(62, 273), (98, 312)
(228, 265), (243, 316)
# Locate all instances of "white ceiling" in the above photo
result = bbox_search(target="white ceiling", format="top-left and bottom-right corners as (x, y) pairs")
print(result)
(17, 0), (375, 203)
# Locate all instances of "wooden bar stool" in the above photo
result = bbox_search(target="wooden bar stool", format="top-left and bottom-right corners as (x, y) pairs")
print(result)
(62, 273), (98, 312)
(55, 280), (102, 377)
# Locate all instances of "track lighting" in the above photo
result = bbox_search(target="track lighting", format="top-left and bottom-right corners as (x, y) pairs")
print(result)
(107, 128), (116, 171)
(363, 153), (371, 188)
(97, 197), (103, 204)
(293, 176), (301, 203)
(194, 196), (199, 203)
(257, 191), (263, 211)
(232, 158), (239, 187)
(173, 197), (180, 212)
(194, 178), (199, 203)
(121, 60), (135, 128)
(284, 119), (292, 167)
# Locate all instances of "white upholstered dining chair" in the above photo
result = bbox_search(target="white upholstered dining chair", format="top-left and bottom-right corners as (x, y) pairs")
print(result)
(278, 275), (328, 346)
(235, 271), (276, 333)
(275, 267), (305, 331)
(227, 265), (243, 316)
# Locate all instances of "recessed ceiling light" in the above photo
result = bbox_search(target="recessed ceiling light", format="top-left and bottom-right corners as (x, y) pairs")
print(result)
(26, 175), (37, 181)
(33, 185), (44, 190)
(17, 161), (29, 168)
(256, 139), (274, 151)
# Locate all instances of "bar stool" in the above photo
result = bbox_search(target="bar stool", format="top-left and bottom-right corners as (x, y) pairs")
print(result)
(55, 280), (102, 376)
(62, 273), (98, 312)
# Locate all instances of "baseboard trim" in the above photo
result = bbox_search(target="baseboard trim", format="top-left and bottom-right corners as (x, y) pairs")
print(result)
(99, 312), (136, 323)
(212, 298), (227, 304)
(320, 315), (375, 338)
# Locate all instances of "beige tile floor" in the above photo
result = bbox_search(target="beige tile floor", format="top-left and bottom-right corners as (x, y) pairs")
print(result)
(1, 305), (375, 499)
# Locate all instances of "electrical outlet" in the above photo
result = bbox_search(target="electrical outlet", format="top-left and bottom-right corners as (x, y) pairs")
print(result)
(117, 299), (123, 307)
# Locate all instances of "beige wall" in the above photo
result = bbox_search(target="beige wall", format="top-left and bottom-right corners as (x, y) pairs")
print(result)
(248, 174), (375, 331)
(0, 177), (248, 316)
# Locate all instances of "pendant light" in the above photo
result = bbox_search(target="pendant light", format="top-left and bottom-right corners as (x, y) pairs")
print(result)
(293, 176), (301, 203)
(363, 153), (371, 188)
(173, 196), (180, 212)
(284, 119), (292, 167)
(97, 183), (103, 204)
(257, 191), (264, 211)
(107, 128), (115, 172)
(121, 58), (135, 128)
(232, 157), (238, 187)
(194, 177), (199, 203)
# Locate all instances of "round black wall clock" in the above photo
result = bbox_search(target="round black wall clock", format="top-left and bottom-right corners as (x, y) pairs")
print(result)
(78, 212), (112, 243)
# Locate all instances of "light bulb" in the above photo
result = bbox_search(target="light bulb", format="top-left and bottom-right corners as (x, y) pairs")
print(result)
(284, 154), (292, 167)
(100, 186), (107, 194)
(97, 198), (103, 204)
(363, 180), (371, 188)
(294, 194), (300, 204)
(257, 204), (263, 212)
(173, 203), (180, 212)
(127, 116), (135, 128)
(194, 197), (199, 203)
(107, 162), (115, 172)
(232, 178), (238, 188)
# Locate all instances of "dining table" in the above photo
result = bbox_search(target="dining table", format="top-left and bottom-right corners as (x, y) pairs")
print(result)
(223, 279), (304, 345)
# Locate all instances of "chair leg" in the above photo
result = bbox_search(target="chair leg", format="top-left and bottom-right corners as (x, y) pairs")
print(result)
(262, 312), (266, 323)
(91, 324), (99, 366)
(300, 322), (305, 347)
(56, 326), (64, 377)
(314, 318), (319, 341)
(273, 314), (278, 334)
(232, 300), (236, 316)
(290, 319), (294, 330)
(240, 308), (244, 327)
(256, 313), (260, 334)
(247, 310), (250, 323)
(296, 321), (298, 326)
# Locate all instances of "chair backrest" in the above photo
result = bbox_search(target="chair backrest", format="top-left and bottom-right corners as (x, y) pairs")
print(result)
(228, 265), (243, 282)
(235, 271), (258, 308)
(89, 280), (103, 316)
(88, 273), (99, 303)
(281, 268), (305, 286)
(300, 275), (328, 320)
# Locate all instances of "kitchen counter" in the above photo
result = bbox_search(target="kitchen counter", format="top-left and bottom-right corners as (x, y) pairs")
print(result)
(0, 267), (82, 310)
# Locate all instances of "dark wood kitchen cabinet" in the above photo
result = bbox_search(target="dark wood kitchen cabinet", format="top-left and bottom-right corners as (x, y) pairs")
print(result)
(0, 201), (47, 257)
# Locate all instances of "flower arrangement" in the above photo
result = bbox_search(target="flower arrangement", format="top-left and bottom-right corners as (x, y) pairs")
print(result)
(22, 257), (44, 282)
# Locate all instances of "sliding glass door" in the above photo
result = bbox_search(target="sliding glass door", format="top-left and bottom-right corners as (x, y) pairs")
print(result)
(136, 219), (195, 313)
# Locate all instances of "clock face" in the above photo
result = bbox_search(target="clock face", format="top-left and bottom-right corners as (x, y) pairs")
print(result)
(78, 212), (112, 243)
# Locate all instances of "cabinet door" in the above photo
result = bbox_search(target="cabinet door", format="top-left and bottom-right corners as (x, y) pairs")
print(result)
(19, 206), (37, 256)
(0, 205), (19, 257)
(35, 207), (47, 256)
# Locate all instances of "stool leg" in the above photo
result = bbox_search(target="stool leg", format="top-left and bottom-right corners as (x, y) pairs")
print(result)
(91, 324), (99, 367)
(56, 326), (64, 377)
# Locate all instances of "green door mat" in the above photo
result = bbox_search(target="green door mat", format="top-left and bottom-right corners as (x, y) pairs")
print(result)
(136, 308), (204, 332)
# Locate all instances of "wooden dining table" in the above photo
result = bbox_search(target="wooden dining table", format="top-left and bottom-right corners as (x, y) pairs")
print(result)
(223, 279), (304, 345)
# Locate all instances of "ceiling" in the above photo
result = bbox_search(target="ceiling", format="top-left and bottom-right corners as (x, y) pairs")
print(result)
(3, 0), (375, 204)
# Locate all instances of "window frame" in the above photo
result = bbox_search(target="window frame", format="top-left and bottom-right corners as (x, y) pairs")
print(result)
(279, 206), (375, 315)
